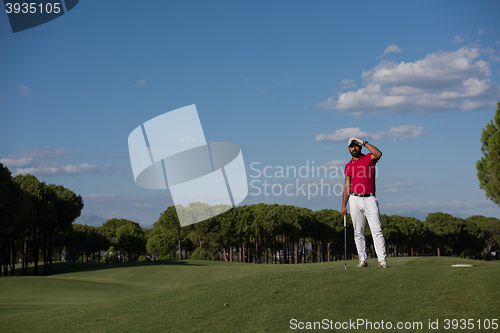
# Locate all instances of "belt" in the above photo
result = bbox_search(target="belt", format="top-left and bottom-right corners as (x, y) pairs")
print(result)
(350, 192), (375, 197)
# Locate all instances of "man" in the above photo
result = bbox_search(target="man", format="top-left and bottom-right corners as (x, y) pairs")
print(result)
(341, 137), (388, 268)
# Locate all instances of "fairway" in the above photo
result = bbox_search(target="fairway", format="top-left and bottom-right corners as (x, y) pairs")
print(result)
(1, 257), (498, 332)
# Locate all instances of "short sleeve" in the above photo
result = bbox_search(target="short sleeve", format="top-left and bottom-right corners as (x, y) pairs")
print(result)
(344, 163), (351, 177)
(367, 153), (377, 166)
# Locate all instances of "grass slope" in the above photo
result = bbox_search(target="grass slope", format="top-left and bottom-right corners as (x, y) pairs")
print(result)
(1, 257), (498, 332)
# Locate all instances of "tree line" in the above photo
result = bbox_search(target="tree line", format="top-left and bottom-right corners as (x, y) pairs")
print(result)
(0, 164), (83, 276)
(2, 163), (500, 276)
(44, 203), (500, 268)
(145, 203), (500, 264)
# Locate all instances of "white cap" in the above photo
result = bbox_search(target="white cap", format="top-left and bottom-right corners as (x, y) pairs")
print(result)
(347, 137), (362, 147)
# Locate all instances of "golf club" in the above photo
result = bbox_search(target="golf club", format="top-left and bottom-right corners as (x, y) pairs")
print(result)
(342, 215), (347, 269)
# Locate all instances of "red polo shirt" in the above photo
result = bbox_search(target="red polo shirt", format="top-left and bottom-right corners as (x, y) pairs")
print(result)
(344, 153), (377, 194)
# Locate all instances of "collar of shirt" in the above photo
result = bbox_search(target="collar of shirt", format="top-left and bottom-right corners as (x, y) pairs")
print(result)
(350, 153), (366, 162)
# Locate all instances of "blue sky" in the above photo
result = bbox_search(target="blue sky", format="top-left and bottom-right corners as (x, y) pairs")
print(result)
(1, 0), (500, 227)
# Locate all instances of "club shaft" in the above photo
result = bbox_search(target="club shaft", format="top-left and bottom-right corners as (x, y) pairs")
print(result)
(344, 227), (347, 266)
(344, 215), (347, 268)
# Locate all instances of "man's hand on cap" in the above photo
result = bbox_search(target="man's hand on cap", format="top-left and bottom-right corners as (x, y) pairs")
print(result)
(348, 137), (365, 147)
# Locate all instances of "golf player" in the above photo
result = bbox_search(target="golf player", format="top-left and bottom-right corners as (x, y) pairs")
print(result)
(341, 137), (388, 268)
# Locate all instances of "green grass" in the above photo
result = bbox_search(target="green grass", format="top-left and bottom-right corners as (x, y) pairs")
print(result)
(0, 257), (498, 332)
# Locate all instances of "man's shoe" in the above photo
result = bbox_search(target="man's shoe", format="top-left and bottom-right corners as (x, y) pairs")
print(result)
(356, 261), (368, 268)
(378, 260), (388, 268)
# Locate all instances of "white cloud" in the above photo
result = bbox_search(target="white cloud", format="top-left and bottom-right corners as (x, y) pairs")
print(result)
(453, 35), (464, 43)
(490, 53), (500, 62)
(379, 45), (402, 58)
(386, 200), (476, 208)
(316, 125), (424, 142)
(323, 159), (348, 167)
(17, 85), (31, 96)
(341, 78), (356, 89)
(0, 157), (34, 167)
(133, 79), (147, 87)
(83, 193), (115, 199)
(371, 125), (424, 141)
(3, 146), (81, 159)
(315, 127), (370, 142)
(378, 182), (416, 194)
(176, 136), (197, 143)
(1, 147), (122, 177)
(16, 163), (100, 177)
(316, 46), (500, 115)
(478, 29), (484, 36)
(102, 164), (126, 173)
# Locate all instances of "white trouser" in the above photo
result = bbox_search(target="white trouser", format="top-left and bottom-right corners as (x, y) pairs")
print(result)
(349, 195), (386, 262)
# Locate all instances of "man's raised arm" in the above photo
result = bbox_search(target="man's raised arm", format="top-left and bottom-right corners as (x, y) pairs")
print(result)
(363, 141), (382, 162)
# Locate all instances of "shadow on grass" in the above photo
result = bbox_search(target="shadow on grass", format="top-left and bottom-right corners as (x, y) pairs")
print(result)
(3, 260), (208, 277)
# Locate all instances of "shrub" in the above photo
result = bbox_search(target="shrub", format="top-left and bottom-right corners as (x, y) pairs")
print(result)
(138, 255), (147, 262)
(160, 253), (177, 260)
(191, 248), (209, 260)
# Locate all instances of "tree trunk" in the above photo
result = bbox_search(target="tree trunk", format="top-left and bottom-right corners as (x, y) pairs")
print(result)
(0, 234), (3, 276)
(319, 242), (322, 262)
(11, 236), (16, 276)
(43, 230), (48, 276)
(275, 238), (278, 264)
(254, 238), (258, 263)
(294, 241), (298, 264)
(286, 235), (289, 264)
(283, 235), (287, 264)
(23, 232), (29, 276)
(264, 238), (268, 264)
(303, 242), (306, 263)
(34, 227), (41, 276)
(259, 236), (266, 264)
(178, 236), (181, 260)
(2, 238), (8, 276)
(327, 242), (331, 262)
(1, 236), (6, 276)
(242, 241), (246, 263)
